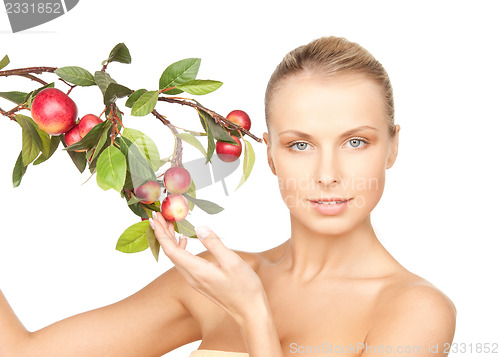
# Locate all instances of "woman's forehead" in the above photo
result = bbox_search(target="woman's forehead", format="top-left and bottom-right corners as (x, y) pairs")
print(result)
(269, 73), (387, 134)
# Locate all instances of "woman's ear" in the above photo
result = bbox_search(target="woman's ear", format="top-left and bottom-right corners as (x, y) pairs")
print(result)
(263, 132), (277, 176)
(386, 124), (400, 169)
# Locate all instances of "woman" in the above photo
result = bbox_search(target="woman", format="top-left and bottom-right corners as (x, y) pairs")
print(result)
(0, 36), (456, 357)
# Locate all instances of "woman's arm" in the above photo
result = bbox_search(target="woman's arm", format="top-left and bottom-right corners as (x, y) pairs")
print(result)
(239, 298), (283, 357)
(0, 264), (201, 357)
(0, 290), (30, 354)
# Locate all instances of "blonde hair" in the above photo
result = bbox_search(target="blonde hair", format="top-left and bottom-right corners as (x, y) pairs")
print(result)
(265, 36), (396, 138)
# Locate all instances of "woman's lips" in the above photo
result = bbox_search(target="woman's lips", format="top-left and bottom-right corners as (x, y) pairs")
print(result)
(308, 198), (352, 215)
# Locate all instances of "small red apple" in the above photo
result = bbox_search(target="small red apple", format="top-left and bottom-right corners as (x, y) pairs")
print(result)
(78, 114), (103, 138)
(161, 194), (189, 222)
(63, 125), (85, 152)
(163, 166), (192, 194)
(226, 110), (251, 132)
(216, 135), (242, 162)
(31, 88), (78, 135)
(134, 180), (162, 204)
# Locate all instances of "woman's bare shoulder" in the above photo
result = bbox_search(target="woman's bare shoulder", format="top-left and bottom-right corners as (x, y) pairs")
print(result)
(378, 270), (456, 311)
(367, 270), (457, 347)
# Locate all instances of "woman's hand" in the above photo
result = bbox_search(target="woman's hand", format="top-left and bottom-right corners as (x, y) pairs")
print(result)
(149, 211), (267, 327)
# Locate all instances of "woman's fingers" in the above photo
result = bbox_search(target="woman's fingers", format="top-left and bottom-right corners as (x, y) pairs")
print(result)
(194, 226), (241, 270)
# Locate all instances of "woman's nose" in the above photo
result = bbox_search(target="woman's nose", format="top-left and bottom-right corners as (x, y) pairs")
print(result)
(315, 151), (341, 186)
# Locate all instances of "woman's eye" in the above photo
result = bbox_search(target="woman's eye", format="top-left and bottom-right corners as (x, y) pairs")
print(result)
(289, 142), (311, 151)
(345, 138), (369, 149)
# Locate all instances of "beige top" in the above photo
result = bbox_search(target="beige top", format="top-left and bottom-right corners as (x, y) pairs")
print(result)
(189, 349), (249, 356)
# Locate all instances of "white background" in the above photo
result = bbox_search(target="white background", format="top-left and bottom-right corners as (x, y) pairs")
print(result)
(1, 1), (499, 356)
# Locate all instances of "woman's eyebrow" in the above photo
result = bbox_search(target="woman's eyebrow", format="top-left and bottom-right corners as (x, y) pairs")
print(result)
(279, 125), (378, 139)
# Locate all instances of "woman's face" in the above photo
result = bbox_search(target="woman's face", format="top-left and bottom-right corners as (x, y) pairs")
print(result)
(263, 73), (400, 236)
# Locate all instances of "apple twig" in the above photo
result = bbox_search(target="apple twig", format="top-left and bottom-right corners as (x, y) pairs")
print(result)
(158, 97), (262, 143)
(151, 109), (183, 167)
(0, 66), (58, 78)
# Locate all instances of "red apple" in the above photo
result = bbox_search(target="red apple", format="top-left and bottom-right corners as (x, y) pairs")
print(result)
(161, 194), (189, 222)
(216, 135), (242, 162)
(63, 125), (85, 152)
(226, 110), (251, 132)
(31, 88), (78, 135)
(163, 166), (191, 194)
(134, 180), (162, 204)
(78, 114), (103, 138)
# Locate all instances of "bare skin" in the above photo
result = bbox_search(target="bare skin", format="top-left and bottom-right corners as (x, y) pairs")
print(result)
(161, 73), (457, 356)
(0, 73), (456, 356)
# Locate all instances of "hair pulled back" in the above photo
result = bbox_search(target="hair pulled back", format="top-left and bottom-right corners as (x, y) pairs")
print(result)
(265, 36), (396, 138)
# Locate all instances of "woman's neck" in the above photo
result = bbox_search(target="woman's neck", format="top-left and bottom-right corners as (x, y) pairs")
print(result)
(276, 214), (402, 283)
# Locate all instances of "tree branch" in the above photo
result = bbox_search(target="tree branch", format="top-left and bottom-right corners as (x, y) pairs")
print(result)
(158, 96), (263, 143)
(151, 109), (183, 167)
(18, 74), (48, 86)
(0, 106), (17, 121)
(0, 66), (57, 78)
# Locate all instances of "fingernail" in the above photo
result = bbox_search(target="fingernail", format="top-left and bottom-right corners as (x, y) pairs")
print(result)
(149, 218), (155, 230)
(195, 225), (210, 239)
(152, 211), (157, 219)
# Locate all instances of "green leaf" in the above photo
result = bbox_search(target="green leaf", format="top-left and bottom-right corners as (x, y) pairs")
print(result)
(34, 126), (51, 158)
(64, 120), (109, 152)
(54, 66), (95, 86)
(174, 132), (207, 158)
(87, 123), (112, 170)
(105, 43), (132, 65)
(127, 201), (149, 219)
(96, 146), (127, 192)
(94, 71), (117, 95)
(12, 151), (27, 187)
(131, 90), (158, 116)
(183, 194), (224, 214)
(198, 110), (215, 164)
(0, 55), (9, 70)
(0, 91), (28, 105)
(122, 128), (162, 172)
(15, 115), (42, 166)
(184, 179), (196, 211)
(159, 58), (201, 94)
(176, 80), (223, 96)
(117, 136), (157, 188)
(59, 136), (87, 173)
(126, 192), (142, 206)
(199, 109), (235, 143)
(104, 83), (132, 105)
(33, 135), (59, 165)
(115, 221), (150, 253)
(182, 128), (207, 137)
(125, 89), (147, 108)
(174, 219), (198, 239)
(146, 225), (160, 262)
(235, 139), (255, 191)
